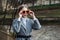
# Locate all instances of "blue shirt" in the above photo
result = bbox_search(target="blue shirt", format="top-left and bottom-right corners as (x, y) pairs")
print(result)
(12, 17), (41, 35)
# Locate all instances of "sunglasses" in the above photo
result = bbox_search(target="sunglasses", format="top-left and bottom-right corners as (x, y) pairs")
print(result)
(22, 11), (29, 13)
(21, 10), (33, 14)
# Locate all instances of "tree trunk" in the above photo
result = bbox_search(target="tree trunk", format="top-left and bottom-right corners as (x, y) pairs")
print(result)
(49, 0), (51, 5)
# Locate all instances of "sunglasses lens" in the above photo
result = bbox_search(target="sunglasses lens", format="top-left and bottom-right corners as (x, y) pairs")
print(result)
(22, 10), (29, 14)
(23, 11), (25, 13)
(26, 11), (29, 13)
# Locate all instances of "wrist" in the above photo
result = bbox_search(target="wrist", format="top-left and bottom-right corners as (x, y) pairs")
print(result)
(18, 17), (21, 21)
(33, 16), (37, 20)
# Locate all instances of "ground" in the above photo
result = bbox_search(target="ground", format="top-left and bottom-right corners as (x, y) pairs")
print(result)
(31, 25), (60, 40)
(0, 25), (60, 40)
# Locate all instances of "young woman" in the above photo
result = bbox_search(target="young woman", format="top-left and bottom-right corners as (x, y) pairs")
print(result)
(12, 6), (41, 40)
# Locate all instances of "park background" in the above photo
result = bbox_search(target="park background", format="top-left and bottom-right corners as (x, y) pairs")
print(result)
(0, 0), (60, 40)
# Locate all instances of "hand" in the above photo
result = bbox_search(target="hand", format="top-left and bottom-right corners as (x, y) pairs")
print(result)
(18, 10), (23, 18)
(29, 10), (36, 19)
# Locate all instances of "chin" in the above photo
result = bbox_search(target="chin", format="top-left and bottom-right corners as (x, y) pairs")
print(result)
(22, 15), (27, 17)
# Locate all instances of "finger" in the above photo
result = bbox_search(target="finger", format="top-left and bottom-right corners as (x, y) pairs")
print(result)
(20, 13), (22, 16)
(19, 13), (22, 17)
(19, 11), (22, 14)
(30, 11), (34, 13)
(30, 11), (34, 15)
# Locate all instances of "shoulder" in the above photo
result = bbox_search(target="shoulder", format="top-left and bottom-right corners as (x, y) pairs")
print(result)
(13, 18), (18, 22)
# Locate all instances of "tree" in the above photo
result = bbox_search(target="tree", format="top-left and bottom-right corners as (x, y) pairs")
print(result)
(22, 0), (37, 6)
(0, 0), (2, 11)
(54, 0), (56, 4)
(59, 0), (60, 3)
(49, 0), (51, 5)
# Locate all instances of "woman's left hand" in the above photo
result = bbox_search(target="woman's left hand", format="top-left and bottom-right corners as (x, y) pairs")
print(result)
(29, 10), (36, 19)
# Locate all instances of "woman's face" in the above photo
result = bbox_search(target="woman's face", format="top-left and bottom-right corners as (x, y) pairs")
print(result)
(21, 7), (29, 17)
(19, 7), (33, 18)
(21, 10), (29, 17)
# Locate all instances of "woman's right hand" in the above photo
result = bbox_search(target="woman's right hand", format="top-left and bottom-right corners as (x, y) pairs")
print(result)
(18, 10), (23, 18)
(18, 11), (22, 21)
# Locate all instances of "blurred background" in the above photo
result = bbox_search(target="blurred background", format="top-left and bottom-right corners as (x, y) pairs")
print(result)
(0, 0), (60, 40)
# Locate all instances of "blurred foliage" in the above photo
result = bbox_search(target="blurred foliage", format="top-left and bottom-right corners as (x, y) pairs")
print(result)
(29, 3), (60, 10)
(0, 3), (60, 19)
(29, 3), (60, 17)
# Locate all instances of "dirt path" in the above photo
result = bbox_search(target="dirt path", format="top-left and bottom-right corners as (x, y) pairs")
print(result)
(31, 25), (60, 40)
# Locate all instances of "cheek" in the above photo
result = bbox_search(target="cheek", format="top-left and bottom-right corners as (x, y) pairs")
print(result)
(22, 14), (25, 16)
(22, 14), (28, 16)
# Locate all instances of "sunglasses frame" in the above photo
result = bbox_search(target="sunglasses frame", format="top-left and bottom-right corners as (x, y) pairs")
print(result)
(20, 10), (33, 15)
(22, 10), (29, 13)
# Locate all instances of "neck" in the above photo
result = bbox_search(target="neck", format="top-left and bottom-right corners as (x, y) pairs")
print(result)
(22, 16), (27, 18)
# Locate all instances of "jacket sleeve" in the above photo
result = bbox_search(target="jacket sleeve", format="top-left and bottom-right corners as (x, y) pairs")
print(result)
(12, 19), (21, 33)
(32, 18), (41, 30)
